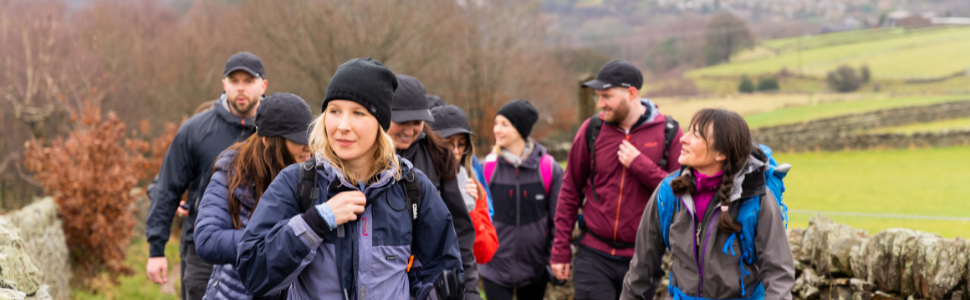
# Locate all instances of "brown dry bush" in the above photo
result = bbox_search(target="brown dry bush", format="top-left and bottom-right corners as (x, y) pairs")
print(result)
(23, 102), (150, 285)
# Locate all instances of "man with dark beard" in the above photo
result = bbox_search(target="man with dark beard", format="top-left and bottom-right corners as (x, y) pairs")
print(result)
(549, 60), (684, 300)
(145, 52), (267, 300)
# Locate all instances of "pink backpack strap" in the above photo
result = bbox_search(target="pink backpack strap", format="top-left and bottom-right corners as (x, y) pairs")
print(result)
(540, 154), (554, 195)
(483, 154), (498, 186)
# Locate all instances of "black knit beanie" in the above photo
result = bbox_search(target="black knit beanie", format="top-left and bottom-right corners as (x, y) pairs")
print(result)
(496, 99), (539, 139)
(322, 58), (398, 131)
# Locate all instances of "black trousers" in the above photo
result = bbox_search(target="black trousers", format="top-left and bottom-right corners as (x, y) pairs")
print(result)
(482, 277), (547, 300)
(180, 241), (213, 300)
(573, 246), (632, 300)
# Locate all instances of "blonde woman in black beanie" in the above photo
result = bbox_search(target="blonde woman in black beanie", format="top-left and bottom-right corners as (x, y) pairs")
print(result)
(236, 58), (463, 300)
(479, 99), (565, 300)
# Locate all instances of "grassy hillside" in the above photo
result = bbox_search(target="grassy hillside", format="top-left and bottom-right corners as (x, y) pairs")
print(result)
(778, 146), (970, 238)
(743, 95), (969, 128)
(689, 26), (970, 80)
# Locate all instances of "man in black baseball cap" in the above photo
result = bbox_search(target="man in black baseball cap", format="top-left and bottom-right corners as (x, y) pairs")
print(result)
(146, 51), (269, 300)
(550, 60), (684, 300)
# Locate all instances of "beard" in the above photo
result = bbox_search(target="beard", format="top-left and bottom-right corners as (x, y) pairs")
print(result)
(228, 94), (260, 115)
(603, 99), (631, 123)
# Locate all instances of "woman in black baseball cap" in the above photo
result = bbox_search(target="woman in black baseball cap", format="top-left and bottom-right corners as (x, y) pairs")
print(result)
(193, 92), (314, 300)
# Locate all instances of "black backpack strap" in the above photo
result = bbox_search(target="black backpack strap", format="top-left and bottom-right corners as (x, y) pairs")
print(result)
(585, 114), (603, 203)
(400, 170), (424, 274)
(658, 115), (679, 169)
(296, 159), (319, 212)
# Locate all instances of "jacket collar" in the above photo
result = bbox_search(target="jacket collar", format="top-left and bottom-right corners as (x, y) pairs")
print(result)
(604, 98), (660, 131)
(499, 138), (547, 169)
(313, 154), (413, 195)
(215, 93), (257, 129)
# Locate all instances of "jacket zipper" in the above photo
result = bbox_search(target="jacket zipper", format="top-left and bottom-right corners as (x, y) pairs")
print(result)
(698, 209), (720, 297)
(514, 166), (521, 284)
(611, 134), (631, 256)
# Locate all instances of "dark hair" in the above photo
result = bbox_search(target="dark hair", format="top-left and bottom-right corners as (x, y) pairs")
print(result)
(670, 108), (752, 234)
(422, 124), (459, 181)
(225, 135), (298, 229)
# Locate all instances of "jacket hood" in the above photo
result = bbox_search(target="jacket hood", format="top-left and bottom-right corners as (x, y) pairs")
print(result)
(212, 148), (257, 209)
(215, 93), (257, 130)
(498, 138), (548, 169)
(312, 153), (413, 195)
(676, 142), (767, 203)
(641, 98), (660, 124)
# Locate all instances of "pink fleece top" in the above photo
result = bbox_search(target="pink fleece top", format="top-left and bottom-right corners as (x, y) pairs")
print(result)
(693, 169), (723, 222)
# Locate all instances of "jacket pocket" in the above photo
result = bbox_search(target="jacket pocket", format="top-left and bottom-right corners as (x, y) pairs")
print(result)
(360, 245), (411, 300)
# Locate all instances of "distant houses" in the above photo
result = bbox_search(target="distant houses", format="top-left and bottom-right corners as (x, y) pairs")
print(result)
(882, 9), (970, 28)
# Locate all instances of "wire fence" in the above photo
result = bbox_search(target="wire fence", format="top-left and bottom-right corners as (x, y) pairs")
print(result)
(789, 209), (970, 222)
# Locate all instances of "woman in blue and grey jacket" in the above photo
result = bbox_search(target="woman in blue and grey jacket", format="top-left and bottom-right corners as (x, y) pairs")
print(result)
(193, 93), (314, 300)
(235, 58), (462, 300)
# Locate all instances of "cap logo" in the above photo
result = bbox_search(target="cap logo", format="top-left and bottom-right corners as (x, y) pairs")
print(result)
(603, 84), (612, 88)
(621, 83), (631, 87)
(371, 105), (377, 113)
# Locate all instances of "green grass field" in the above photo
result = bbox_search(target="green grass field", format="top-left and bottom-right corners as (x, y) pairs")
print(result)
(743, 95), (970, 128)
(690, 26), (970, 79)
(776, 146), (970, 238)
(73, 241), (181, 300)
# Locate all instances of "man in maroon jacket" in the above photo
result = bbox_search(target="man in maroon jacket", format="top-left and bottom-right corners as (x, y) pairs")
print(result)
(550, 60), (683, 300)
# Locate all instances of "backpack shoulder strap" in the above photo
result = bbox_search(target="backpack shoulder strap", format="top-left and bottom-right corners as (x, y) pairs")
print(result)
(658, 115), (679, 169)
(400, 170), (423, 221)
(585, 114), (604, 203)
(482, 154), (498, 187)
(296, 159), (319, 212)
(656, 171), (682, 250)
(539, 154), (555, 195)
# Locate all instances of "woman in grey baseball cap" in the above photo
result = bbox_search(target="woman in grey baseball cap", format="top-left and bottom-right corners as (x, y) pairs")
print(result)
(193, 92), (315, 300)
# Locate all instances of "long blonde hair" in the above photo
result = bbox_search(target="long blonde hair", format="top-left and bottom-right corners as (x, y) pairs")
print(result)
(307, 112), (401, 184)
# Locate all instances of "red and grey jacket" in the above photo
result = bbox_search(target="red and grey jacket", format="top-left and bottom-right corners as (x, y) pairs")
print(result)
(551, 99), (683, 263)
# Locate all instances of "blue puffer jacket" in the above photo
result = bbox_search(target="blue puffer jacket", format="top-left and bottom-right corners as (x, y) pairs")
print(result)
(236, 156), (463, 300)
(193, 149), (255, 300)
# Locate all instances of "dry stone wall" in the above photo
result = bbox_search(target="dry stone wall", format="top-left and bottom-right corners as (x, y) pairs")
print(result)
(0, 198), (69, 300)
(754, 101), (970, 152)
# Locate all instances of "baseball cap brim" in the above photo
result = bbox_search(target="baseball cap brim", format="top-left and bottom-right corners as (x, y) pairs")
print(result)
(582, 79), (615, 90)
(435, 127), (475, 139)
(391, 109), (435, 124)
(224, 66), (262, 78)
(281, 130), (310, 146)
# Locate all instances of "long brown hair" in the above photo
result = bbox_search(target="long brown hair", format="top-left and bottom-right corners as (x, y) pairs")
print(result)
(422, 124), (459, 181)
(226, 135), (297, 229)
(447, 133), (477, 178)
(671, 108), (752, 234)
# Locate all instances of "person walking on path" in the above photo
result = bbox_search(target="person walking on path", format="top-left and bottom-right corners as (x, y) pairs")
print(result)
(193, 93), (313, 300)
(235, 58), (463, 300)
(620, 108), (795, 300)
(390, 75), (483, 299)
(145, 52), (267, 300)
(478, 99), (564, 300)
(550, 60), (684, 300)
(431, 104), (499, 264)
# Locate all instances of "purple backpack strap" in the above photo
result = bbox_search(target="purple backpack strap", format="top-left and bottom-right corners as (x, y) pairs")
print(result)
(540, 154), (554, 195)
(483, 154), (498, 186)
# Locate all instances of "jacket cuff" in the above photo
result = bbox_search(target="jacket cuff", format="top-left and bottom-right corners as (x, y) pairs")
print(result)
(301, 206), (334, 238)
(550, 248), (573, 264)
(149, 240), (167, 258)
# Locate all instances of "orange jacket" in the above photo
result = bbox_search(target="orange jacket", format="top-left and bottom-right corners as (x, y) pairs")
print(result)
(469, 177), (498, 264)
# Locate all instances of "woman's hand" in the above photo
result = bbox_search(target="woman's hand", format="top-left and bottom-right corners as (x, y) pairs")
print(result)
(324, 191), (366, 225)
(465, 181), (479, 200)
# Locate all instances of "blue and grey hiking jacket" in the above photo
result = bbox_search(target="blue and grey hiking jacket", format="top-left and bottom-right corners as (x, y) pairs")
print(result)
(620, 147), (795, 300)
(193, 149), (255, 300)
(236, 156), (462, 300)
